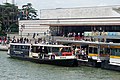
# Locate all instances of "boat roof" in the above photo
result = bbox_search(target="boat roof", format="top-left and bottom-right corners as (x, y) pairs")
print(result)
(32, 43), (71, 48)
(9, 43), (71, 47)
(10, 43), (31, 46)
(57, 40), (120, 46)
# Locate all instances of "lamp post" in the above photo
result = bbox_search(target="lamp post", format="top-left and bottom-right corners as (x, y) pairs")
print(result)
(99, 27), (102, 42)
(47, 30), (51, 43)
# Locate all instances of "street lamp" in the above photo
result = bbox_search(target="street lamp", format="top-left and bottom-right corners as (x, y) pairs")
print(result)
(47, 30), (51, 43)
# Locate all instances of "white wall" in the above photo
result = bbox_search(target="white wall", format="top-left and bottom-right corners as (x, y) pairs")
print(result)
(19, 20), (50, 38)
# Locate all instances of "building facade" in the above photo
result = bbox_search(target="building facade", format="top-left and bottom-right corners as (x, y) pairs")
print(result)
(19, 5), (120, 38)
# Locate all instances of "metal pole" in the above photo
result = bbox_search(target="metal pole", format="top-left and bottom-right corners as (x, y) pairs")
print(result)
(20, 27), (23, 38)
(21, 30), (22, 38)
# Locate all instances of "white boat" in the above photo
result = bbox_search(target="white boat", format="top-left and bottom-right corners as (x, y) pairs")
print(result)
(8, 43), (78, 67)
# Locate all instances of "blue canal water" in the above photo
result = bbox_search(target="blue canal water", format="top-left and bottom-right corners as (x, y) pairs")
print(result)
(0, 51), (120, 80)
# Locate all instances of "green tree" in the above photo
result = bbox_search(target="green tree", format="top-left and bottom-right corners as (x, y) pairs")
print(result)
(9, 23), (19, 32)
(19, 3), (38, 20)
(3, 3), (18, 31)
(0, 3), (18, 33)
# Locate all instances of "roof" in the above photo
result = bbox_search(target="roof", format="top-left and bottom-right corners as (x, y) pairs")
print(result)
(57, 40), (120, 46)
(10, 43), (31, 46)
(32, 43), (71, 47)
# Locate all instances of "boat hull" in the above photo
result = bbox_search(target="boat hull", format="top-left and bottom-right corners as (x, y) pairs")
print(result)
(9, 55), (78, 67)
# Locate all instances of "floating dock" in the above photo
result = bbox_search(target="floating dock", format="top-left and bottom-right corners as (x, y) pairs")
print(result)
(0, 44), (9, 51)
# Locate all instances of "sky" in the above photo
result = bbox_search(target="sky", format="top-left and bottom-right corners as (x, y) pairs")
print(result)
(0, 0), (120, 17)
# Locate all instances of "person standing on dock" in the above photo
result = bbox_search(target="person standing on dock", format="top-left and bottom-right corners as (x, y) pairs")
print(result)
(33, 33), (36, 39)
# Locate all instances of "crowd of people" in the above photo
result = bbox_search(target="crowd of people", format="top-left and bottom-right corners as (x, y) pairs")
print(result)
(67, 32), (84, 40)
(11, 36), (44, 44)
(0, 36), (7, 45)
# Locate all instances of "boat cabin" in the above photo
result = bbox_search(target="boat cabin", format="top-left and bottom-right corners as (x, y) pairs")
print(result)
(8, 43), (31, 58)
(30, 44), (74, 59)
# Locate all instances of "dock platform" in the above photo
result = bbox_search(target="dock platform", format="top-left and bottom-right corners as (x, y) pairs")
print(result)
(0, 44), (9, 51)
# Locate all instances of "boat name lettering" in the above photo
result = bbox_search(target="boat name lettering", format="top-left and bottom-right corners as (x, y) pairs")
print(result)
(14, 51), (23, 54)
(60, 57), (66, 59)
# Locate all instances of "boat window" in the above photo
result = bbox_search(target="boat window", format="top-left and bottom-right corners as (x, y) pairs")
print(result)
(94, 48), (97, 53)
(41, 46), (45, 53)
(10, 45), (30, 51)
(110, 48), (120, 56)
(52, 47), (59, 52)
(105, 48), (110, 54)
(21, 46), (25, 49)
(44, 47), (48, 54)
(61, 47), (71, 52)
(15, 45), (18, 49)
(89, 47), (97, 54)
(37, 46), (48, 54)
(21, 46), (30, 50)
(26, 46), (30, 50)
(47, 47), (51, 53)
(100, 47), (105, 54)
(115, 49), (120, 56)
(11, 45), (15, 49)
(111, 49), (116, 55)
(100, 48), (109, 54)
(100, 50), (103, 54)
(89, 47), (93, 53)
(39, 46), (43, 53)
(115, 52), (120, 56)
(31, 46), (40, 53)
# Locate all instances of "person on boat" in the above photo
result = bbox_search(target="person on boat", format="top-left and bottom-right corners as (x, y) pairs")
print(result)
(39, 46), (45, 59)
(11, 37), (16, 43)
(72, 48), (75, 56)
(75, 47), (80, 54)
(20, 37), (23, 43)
(23, 38), (27, 43)
(17, 38), (20, 43)
(81, 48), (87, 60)
(75, 47), (80, 58)
(81, 48), (84, 59)
(58, 47), (63, 56)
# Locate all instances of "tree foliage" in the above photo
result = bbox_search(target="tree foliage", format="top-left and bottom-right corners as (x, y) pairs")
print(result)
(9, 23), (19, 32)
(0, 3), (18, 33)
(18, 3), (38, 20)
